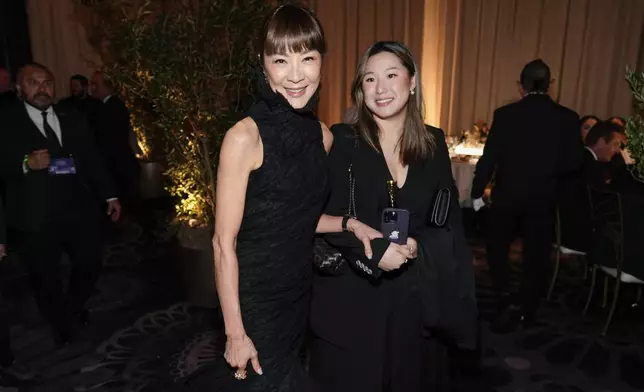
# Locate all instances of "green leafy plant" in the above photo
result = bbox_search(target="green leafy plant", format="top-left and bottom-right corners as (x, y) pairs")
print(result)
(75, 0), (278, 223)
(625, 67), (644, 182)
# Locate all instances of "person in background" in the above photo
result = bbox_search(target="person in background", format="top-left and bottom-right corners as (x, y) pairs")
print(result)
(58, 74), (101, 121)
(471, 59), (582, 333)
(584, 121), (627, 187)
(608, 116), (626, 128)
(579, 114), (599, 143)
(90, 71), (141, 210)
(0, 67), (17, 108)
(0, 63), (121, 345)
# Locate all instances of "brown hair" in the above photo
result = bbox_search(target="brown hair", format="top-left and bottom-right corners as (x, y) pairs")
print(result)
(258, 4), (325, 62)
(351, 41), (435, 165)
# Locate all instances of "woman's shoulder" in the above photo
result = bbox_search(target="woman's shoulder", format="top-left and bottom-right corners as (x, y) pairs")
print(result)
(425, 124), (445, 138)
(223, 117), (260, 148)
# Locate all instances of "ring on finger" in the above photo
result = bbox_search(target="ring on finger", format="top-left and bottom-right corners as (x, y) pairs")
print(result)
(234, 371), (246, 380)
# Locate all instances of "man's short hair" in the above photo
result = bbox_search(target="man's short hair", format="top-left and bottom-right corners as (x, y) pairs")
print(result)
(17, 62), (54, 83)
(585, 120), (623, 147)
(520, 59), (551, 93)
(70, 74), (89, 87)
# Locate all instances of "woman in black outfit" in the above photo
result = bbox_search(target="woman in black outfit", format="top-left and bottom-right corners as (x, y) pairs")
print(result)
(204, 5), (380, 392)
(309, 41), (477, 392)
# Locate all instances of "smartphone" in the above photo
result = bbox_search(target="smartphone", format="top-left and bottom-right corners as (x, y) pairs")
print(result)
(381, 208), (410, 245)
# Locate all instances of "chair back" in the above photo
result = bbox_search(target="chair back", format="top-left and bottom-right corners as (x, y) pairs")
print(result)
(586, 186), (624, 268)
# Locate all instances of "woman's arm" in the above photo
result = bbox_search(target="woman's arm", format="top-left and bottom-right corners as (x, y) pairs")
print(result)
(212, 118), (261, 340)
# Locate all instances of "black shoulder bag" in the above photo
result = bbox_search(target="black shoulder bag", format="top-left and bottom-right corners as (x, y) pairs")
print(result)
(313, 131), (358, 275)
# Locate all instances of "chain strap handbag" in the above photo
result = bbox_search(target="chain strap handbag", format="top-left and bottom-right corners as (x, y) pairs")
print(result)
(313, 130), (358, 275)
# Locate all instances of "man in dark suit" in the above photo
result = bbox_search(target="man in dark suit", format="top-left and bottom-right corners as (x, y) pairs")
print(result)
(0, 67), (17, 108)
(471, 59), (583, 332)
(58, 74), (101, 121)
(0, 63), (121, 344)
(90, 70), (141, 209)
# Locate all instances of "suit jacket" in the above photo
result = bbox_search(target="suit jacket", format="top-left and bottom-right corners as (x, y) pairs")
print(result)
(0, 195), (5, 244)
(0, 102), (116, 232)
(471, 94), (582, 210)
(92, 96), (140, 197)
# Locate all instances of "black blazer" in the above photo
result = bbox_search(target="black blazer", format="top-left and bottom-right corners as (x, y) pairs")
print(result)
(93, 96), (138, 173)
(320, 123), (477, 348)
(0, 102), (116, 232)
(0, 196), (5, 244)
(471, 95), (582, 209)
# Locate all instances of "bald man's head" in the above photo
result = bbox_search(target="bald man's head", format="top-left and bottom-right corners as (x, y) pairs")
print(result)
(17, 63), (55, 110)
(90, 70), (114, 101)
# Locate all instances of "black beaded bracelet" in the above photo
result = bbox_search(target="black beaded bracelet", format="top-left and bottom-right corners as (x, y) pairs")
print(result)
(342, 215), (353, 232)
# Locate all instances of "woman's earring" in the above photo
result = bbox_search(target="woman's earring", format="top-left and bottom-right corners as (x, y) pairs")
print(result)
(410, 88), (415, 96)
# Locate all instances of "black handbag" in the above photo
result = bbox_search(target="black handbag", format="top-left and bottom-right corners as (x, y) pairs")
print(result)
(430, 187), (451, 227)
(313, 131), (358, 275)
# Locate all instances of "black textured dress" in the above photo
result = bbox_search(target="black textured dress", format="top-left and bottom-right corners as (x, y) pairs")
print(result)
(184, 78), (328, 391)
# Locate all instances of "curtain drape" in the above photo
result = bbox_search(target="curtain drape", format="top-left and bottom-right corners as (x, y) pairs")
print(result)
(26, 0), (101, 97)
(420, 0), (644, 135)
(307, 0), (425, 125)
(27, 0), (644, 130)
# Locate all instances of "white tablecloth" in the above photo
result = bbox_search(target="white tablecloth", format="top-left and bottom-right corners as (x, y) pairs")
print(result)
(450, 160), (476, 207)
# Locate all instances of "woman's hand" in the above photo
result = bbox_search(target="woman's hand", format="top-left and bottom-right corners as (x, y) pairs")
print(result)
(224, 334), (263, 379)
(378, 243), (411, 271)
(347, 218), (383, 259)
(406, 237), (418, 259)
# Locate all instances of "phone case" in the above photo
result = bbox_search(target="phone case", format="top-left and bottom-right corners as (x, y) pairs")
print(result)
(381, 208), (410, 245)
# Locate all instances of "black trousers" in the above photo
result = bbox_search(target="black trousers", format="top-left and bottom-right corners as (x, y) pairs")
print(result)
(18, 213), (102, 333)
(0, 292), (13, 366)
(486, 205), (554, 314)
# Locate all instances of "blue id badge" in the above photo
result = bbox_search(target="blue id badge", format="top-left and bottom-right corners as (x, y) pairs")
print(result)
(49, 157), (76, 175)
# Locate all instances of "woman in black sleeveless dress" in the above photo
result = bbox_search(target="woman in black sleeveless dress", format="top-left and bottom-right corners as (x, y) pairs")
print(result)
(202, 5), (381, 391)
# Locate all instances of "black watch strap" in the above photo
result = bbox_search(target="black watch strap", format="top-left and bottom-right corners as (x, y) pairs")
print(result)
(342, 215), (353, 232)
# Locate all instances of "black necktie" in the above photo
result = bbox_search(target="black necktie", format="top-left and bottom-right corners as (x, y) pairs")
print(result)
(41, 111), (62, 149)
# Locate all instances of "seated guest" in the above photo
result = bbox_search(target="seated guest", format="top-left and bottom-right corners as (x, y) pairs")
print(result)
(557, 121), (624, 252)
(580, 114), (600, 142)
(608, 116), (626, 128)
(583, 120), (625, 187)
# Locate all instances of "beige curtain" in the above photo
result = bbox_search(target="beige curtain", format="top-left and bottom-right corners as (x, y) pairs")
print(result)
(423, 0), (644, 135)
(26, 0), (101, 98)
(26, 0), (644, 130)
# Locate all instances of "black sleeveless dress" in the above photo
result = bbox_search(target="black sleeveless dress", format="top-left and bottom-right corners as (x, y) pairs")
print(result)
(184, 76), (328, 391)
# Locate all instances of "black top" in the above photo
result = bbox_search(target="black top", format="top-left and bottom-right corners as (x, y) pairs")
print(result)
(319, 123), (478, 349)
(471, 94), (582, 209)
(324, 123), (454, 278)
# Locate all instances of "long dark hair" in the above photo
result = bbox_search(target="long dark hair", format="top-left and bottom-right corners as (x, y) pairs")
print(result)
(351, 41), (435, 165)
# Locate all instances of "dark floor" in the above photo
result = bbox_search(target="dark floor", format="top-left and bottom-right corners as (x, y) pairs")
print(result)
(0, 206), (643, 392)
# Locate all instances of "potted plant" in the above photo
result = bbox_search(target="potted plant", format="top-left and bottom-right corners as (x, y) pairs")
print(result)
(75, 0), (276, 307)
(625, 68), (644, 183)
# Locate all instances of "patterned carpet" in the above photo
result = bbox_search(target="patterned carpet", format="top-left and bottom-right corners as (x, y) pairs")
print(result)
(1, 208), (643, 392)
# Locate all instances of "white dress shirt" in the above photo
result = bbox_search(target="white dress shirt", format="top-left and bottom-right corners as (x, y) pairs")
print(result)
(24, 102), (63, 145)
(585, 146), (598, 161)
